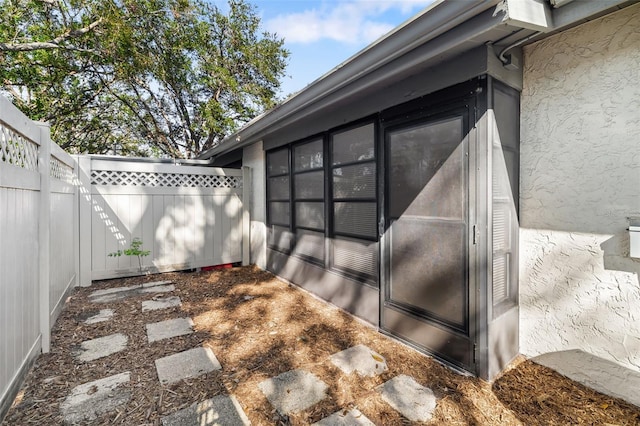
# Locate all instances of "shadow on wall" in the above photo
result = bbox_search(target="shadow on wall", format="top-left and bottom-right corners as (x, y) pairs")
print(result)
(267, 119), (492, 375)
(519, 227), (640, 369)
(80, 164), (243, 278)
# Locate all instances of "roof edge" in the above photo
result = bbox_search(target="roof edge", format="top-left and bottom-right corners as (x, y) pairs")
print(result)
(198, 0), (501, 159)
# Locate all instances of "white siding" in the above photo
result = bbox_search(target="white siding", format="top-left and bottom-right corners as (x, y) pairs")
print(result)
(520, 4), (640, 372)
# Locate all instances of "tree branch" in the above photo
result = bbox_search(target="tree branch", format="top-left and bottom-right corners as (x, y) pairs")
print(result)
(0, 18), (103, 52)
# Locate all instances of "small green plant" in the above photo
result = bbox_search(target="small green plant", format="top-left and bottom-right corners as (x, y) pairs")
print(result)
(109, 238), (151, 272)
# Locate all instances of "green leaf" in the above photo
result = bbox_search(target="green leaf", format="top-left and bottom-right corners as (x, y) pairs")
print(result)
(0, 0), (288, 157)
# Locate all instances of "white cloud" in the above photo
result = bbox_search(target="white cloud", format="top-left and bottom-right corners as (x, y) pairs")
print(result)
(265, 0), (434, 45)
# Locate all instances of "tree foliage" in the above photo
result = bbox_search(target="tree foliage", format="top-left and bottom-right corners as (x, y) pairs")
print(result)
(0, 0), (288, 157)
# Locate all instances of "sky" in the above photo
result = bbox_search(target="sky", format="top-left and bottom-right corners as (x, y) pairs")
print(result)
(245, 0), (436, 97)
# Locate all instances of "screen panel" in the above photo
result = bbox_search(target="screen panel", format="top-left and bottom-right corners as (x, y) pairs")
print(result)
(332, 123), (375, 165)
(333, 202), (376, 239)
(333, 163), (376, 199)
(389, 217), (466, 326)
(268, 225), (293, 252)
(269, 201), (290, 226)
(294, 171), (324, 199)
(268, 176), (289, 200)
(388, 117), (464, 219)
(294, 229), (325, 261)
(267, 149), (289, 176)
(331, 236), (378, 278)
(295, 201), (325, 230)
(294, 139), (323, 171)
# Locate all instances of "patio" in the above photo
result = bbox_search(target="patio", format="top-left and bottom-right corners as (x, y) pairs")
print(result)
(3, 266), (639, 425)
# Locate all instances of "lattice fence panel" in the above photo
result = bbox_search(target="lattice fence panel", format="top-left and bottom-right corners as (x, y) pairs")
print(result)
(91, 170), (242, 188)
(0, 121), (39, 171)
(50, 156), (74, 183)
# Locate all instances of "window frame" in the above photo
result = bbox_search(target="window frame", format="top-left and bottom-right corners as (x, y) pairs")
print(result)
(329, 121), (378, 242)
(291, 137), (326, 264)
(266, 147), (292, 252)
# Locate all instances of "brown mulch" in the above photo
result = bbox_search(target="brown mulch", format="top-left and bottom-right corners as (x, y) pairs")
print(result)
(3, 266), (640, 425)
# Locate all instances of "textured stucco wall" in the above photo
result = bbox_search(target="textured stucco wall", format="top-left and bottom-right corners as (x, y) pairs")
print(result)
(243, 142), (266, 269)
(520, 4), (640, 372)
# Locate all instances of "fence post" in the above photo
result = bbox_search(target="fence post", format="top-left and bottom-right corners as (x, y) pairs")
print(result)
(37, 123), (51, 353)
(242, 166), (251, 266)
(77, 156), (92, 286)
(73, 157), (80, 289)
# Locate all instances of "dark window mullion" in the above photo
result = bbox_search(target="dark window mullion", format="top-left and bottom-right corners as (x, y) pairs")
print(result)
(332, 197), (377, 202)
(288, 147), (294, 231)
(294, 198), (324, 202)
(296, 225), (325, 232)
(293, 167), (323, 174)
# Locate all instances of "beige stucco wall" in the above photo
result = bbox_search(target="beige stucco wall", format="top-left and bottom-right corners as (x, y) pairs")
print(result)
(243, 141), (267, 269)
(520, 4), (640, 372)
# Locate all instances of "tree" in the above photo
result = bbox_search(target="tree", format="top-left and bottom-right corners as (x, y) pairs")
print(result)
(0, 0), (288, 158)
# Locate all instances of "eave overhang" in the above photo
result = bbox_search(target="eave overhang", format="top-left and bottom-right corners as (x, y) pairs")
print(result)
(199, 0), (636, 160)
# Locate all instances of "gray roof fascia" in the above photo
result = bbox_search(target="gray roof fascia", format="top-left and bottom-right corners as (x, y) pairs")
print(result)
(200, 0), (636, 160)
(552, 0), (637, 29)
(198, 0), (502, 159)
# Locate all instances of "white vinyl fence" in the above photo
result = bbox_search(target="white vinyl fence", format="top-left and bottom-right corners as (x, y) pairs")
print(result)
(0, 96), (79, 418)
(77, 157), (249, 284)
(0, 94), (250, 419)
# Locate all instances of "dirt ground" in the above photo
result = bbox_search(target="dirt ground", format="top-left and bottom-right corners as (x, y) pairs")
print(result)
(3, 266), (640, 425)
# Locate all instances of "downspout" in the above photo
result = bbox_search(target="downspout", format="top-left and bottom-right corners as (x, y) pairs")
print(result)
(498, 31), (542, 65)
(498, 0), (580, 65)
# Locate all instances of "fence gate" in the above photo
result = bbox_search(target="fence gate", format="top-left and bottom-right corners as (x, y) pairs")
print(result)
(78, 156), (249, 284)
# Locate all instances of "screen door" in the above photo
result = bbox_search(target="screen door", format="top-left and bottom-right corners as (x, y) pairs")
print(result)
(381, 106), (476, 371)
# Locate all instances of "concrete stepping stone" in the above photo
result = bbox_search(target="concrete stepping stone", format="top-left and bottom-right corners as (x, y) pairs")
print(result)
(89, 281), (174, 303)
(155, 347), (221, 384)
(60, 372), (131, 424)
(258, 369), (328, 415)
(73, 333), (128, 362)
(313, 408), (375, 425)
(142, 295), (182, 312)
(377, 375), (436, 422)
(329, 344), (388, 377)
(161, 395), (250, 426)
(82, 309), (115, 325)
(147, 317), (194, 343)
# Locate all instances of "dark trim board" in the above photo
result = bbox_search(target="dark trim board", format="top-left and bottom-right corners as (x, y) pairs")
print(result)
(381, 306), (474, 370)
(267, 248), (380, 325)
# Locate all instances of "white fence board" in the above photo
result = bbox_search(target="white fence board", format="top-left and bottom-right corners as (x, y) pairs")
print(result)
(82, 157), (246, 281)
(1, 98), (78, 419)
(0, 183), (40, 415)
(50, 190), (76, 320)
